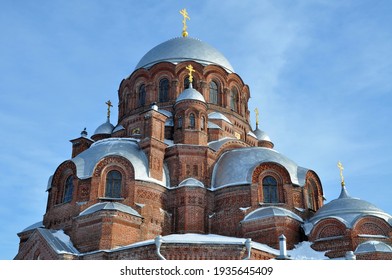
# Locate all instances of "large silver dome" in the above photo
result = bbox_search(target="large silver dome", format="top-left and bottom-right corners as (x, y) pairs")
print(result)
(135, 37), (234, 73)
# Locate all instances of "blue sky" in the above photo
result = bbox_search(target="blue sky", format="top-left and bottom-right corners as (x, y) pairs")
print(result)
(0, 0), (391, 260)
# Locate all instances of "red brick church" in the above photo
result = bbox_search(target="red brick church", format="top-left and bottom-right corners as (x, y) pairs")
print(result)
(15, 10), (392, 260)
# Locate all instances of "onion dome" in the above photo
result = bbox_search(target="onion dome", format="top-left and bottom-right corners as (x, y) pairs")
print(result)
(176, 84), (206, 104)
(253, 128), (271, 142)
(93, 118), (114, 135)
(135, 37), (234, 73)
(308, 186), (392, 228)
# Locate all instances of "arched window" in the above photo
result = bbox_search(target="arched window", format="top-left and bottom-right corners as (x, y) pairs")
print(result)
(159, 78), (169, 102)
(63, 175), (74, 203)
(230, 87), (238, 112)
(138, 84), (146, 107)
(201, 116), (205, 130)
(307, 179), (317, 210)
(263, 176), (278, 203)
(105, 170), (122, 198)
(189, 113), (195, 129)
(184, 76), (194, 89)
(209, 81), (219, 104)
(177, 116), (183, 129)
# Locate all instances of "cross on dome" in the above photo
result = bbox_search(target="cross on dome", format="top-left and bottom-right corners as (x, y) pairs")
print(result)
(337, 161), (345, 187)
(180, 8), (190, 37)
(186, 64), (195, 84)
(105, 100), (113, 119)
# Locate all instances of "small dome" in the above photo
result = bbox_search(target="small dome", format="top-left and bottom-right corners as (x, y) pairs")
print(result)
(243, 206), (303, 223)
(93, 118), (114, 135)
(309, 186), (392, 227)
(355, 240), (392, 254)
(135, 37), (234, 73)
(253, 128), (271, 142)
(176, 85), (206, 103)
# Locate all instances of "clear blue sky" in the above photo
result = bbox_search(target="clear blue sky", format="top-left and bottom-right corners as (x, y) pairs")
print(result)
(1, 0), (391, 260)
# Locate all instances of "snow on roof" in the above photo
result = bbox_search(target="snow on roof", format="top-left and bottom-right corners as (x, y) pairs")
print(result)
(288, 241), (328, 260)
(38, 228), (79, 255)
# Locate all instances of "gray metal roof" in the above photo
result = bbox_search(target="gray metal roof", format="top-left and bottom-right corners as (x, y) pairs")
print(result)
(243, 206), (303, 223)
(208, 112), (232, 124)
(93, 118), (114, 135)
(178, 178), (204, 188)
(176, 85), (206, 103)
(135, 37), (234, 73)
(37, 228), (79, 255)
(71, 138), (169, 186)
(253, 128), (272, 142)
(79, 202), (142, 217)
(306, 186), (392, 233)
(211, 147), (308, 189)
(355, 240), (392, 254)
(21, 221), (44, 232)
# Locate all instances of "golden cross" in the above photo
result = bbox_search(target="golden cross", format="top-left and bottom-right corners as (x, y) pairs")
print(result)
(337, 161), (345, 187)
(105, 100), (113, 119)
(254, 108), (260, 127)
(180, 8), (190, 37)
(186, 64), (195, 83)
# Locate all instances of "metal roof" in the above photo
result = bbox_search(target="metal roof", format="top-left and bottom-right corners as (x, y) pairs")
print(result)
(79, 202), (142, 218)
(176, 85), (206, 103)
(208, 112), (232, 124)
(93, 118), (114, 135)
(135, 37), (234, 73)
(355, 240), (392, 254)
(211, 147), (308, 189)
(243, 206), (303, 223)
(178, 178), (204, 188)
(253, 128), (272, 142)
(37, 228), (79, 255)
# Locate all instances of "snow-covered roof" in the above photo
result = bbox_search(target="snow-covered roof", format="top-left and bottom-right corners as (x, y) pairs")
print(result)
(208, 137), (238, 151)
(211, 147), (309, 189)
(20, 221), (44, 233)
(208, 112), (232, 124)
(71, 138), (169, 187)
(287, 241), (328, 260)
(176, 85), (206, 103)
(79, 202), (142, 218)
(37, 228), (79, 255)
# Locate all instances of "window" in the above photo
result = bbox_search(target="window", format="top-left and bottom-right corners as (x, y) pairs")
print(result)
(105, 170), (122, 198)
(138, 84), (146, 106)
(177, 116), (183, 129)
(159, 78), (169, 102)
(201, 116), (205, 130)
(63, 175), (74, 203)
(230, 87), (238, 112)
(263, 176), (278, 203)
(209, 81), (218, 104)
(307, 179), (317, 210)
(189, 113), (195, 129)
(184, 76), (194, 89)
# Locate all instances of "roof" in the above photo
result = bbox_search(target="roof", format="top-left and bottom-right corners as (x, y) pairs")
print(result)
(307, 186), (392, 229)
(176, 85), (206, 103)
(355, 240), (392, 254)
(93, 118), (114, 135)
(243, 206), (303, 223)
(177, 178), (204, 188)
(79, 202), (142, 218)
(135, 37), (234, 73)
(208, 111), (232, 124)
(37, 228), (79, 255)
(253, 128), (272, 142)
(71, 138), (169, 187)
(211, 147), (309, 189)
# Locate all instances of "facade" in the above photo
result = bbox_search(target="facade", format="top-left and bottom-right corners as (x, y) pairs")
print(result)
(15, 19), (392, 260)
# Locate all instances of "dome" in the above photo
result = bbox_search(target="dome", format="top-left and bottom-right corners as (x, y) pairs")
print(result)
(135, 37), (234, 73)
(176, 85), (206, 103)
(253, 128), (271, 142)
(93, 118), (114, 135)
(309, 186), (392, 227)
(243, 206), (303, 223)
(79, 202), (142, 218)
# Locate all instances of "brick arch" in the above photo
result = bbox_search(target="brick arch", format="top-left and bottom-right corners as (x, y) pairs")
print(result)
(214, 140), (250, 158)
(51, 160), (77, 205)
(310, 218), (347, 241)
(251, 162), (291, 204)
(92, 155), (136, 200)
(353, 216), (391, 237)
(304, 171), (323, 211)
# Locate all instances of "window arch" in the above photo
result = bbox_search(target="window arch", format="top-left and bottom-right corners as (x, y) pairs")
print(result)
(105, 170), (122, 198)
(201, 116), (205, 130)
(184, 76), (194, 89)
(63, 175), (74, 203)
(209, 81), (219, 104)
(177, 116), (183, 129)
(307, 179), (318, 210)
(263, 176), (278, 203)
(138, 84), (146, 107)
(230, 87), (238, 112)
(189, 113), (195, 129)
(159, 78), (169, 102)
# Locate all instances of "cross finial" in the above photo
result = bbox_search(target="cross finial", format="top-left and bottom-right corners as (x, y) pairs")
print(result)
(337, 161), (345, 187)
(186, 64), (195, 84)
(254, 108), (260, 128)
(180, 8), (190, 37)
(105, 100), (113, 119)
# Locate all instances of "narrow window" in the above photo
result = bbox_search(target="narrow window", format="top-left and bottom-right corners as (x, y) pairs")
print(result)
(159, 78), (169, 102)
(138, 84), (146, 106)
(201, 116), (205, 130)
(209, 81), (218, 104)
(177, 116), (183, 129)
(307, 180), (317, 210)
(189, 113), (195, 129)
(63, 175), (74, 203)
(263, 176), (278, 203)
(106, 170), (122, 198)
(230, 87), (238, 112)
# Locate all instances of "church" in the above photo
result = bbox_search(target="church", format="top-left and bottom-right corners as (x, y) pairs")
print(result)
(15, 9), (392, 260)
